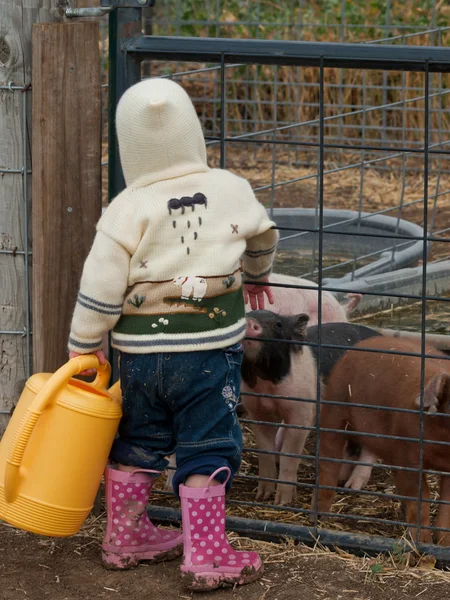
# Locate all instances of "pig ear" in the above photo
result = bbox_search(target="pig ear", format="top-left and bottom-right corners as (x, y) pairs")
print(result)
(292, 313), (309, 341)
(415, 373), (450, 414)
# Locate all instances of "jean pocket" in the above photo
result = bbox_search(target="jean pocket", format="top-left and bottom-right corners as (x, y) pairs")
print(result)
(222, 343), (243, 413)
(224, 342), (244, 365)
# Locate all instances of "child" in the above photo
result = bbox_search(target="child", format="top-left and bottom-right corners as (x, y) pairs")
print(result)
(68, 77), (278, 591)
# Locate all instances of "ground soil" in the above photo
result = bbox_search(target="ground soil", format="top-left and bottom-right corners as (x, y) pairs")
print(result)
(1, 522), (450, 600)
(3, 158), (448, 599)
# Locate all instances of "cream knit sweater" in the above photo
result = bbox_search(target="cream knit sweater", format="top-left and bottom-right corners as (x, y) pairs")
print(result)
(68, 78), (278, 354)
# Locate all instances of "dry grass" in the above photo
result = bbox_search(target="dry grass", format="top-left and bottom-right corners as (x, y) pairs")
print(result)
(152, 56), (450, 146)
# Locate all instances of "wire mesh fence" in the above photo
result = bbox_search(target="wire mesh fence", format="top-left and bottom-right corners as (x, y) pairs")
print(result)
(99, 1), (450, 282)
(142, 60), (450, 299)
(150, 0), (449, 42)
(100, 0), (450, 198)
(104, 28), (450, 557)
(0, 82), (32, 425)
(146, 0), (450, 147)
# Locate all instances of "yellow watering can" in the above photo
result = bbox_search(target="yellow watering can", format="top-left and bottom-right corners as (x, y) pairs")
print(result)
(0, 355), (122, 537)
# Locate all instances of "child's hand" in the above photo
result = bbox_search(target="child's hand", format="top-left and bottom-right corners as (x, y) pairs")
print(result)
(69, 349), (107, 376)
(244, 277), (274, 311)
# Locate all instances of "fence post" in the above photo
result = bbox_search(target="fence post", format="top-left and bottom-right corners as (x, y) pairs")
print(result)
(32, 21), (102, 374)
(107, 7), (142, 381)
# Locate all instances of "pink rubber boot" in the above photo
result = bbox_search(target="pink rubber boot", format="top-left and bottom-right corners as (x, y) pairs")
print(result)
(102, 467), (183, 569)
(179, 467), (263, 591)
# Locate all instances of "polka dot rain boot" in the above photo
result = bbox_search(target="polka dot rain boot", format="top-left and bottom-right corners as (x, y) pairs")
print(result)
(179, 467), (263, 591)
(102, 467), (183, 570)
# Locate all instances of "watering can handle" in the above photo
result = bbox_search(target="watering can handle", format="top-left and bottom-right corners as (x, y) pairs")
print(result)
(4, 355), (111, 504)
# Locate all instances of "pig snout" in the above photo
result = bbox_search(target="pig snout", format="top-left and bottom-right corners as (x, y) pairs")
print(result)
(243, 317), (263, 359)
(246, 317), (263, 338)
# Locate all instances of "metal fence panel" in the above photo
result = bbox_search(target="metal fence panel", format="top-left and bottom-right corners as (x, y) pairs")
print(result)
(104, 24), (450, 559)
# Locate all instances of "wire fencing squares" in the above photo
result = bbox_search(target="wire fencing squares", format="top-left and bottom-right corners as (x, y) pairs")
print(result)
(98, 5), (450, 319)
(103, 5), (450, 288)
(145, 0), (450, 152)
(110, 30), (450, 556)
(100, 1), (450, 206)
(156, 60), (450, 289)
(0, 82), (32, 418)
(150, 0), (448, 42)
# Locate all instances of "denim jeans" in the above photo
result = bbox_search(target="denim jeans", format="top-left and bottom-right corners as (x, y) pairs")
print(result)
(110, 343), (243, 495)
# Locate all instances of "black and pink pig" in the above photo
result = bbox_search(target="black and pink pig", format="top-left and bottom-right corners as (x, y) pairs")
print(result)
(241, 310), (381, 505)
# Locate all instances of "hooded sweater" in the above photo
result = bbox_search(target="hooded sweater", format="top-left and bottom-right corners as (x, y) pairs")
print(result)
(68, 78), (278, 354)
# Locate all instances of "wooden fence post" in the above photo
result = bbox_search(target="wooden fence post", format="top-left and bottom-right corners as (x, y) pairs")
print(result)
(32, 21), (101, 374)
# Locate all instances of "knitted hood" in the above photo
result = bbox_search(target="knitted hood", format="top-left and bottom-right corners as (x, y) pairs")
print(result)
(116, 78), (209, 188)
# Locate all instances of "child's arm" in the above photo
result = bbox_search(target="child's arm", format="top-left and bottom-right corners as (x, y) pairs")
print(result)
(241, 185), (279, 310)
(243, 226), (278, 310)
(68, 194), (139, 365)
(68, 230), (131, 362)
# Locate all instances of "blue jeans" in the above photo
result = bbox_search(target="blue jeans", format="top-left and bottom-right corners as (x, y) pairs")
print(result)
(110, 343), (243, 495)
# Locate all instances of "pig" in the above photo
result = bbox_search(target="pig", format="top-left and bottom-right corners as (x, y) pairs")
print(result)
(312, 336), (450, 545)
(259, 273), (361, 322)
(241, 310), (381, 505)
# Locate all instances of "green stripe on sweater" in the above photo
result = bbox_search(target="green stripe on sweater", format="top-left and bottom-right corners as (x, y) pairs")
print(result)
(114, 289), (245, 335)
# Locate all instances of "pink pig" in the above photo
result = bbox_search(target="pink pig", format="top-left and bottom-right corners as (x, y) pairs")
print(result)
(266, 273), (361, 323)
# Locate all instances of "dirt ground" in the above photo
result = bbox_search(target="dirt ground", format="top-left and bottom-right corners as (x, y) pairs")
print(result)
(1, 520), (450, 600)
(3, 157), (450, 599)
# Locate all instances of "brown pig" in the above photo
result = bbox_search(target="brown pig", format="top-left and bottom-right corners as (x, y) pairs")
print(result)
(313, 336), (450, 545)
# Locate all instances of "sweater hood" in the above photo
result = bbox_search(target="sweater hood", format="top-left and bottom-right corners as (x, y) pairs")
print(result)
(116, 78), (208, 188)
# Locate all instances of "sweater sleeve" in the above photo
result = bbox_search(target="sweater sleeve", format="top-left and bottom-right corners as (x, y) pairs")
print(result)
(68, 231), (131, 353)
(240, 182), (279, 281)
(68, 194), (140, 353)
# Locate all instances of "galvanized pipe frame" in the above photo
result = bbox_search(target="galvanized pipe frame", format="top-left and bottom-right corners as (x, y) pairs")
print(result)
(126, 35), (450, 72)
(107, 7), (143, 380)
(107, 14), (450, 559)
(149, 486), (450, 538)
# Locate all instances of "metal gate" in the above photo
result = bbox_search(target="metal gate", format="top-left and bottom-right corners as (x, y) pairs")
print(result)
(103, 2), (450, 562)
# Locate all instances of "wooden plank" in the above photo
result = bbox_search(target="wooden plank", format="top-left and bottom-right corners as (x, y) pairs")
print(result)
(32, 21), (101, 374)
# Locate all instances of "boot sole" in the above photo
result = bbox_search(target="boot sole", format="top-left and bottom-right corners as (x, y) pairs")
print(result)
(181, 562), (264, 591)
(102, 543), (183, 570)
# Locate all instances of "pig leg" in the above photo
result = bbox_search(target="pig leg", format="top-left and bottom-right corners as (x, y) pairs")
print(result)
(252, 423), (278, 501)
(338, 443), (355, 486)
(241, 390), (279, 501)
(275, 424), (309, 506)
(434, 475), (450, 545)
(274, 426), (285, 465)
(310, 430), (348, 520)
(394, 470), (432, 543)
(310, 395), (348, 519)
(275, 399), (315, 506)
(344, 447), (377, 490)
